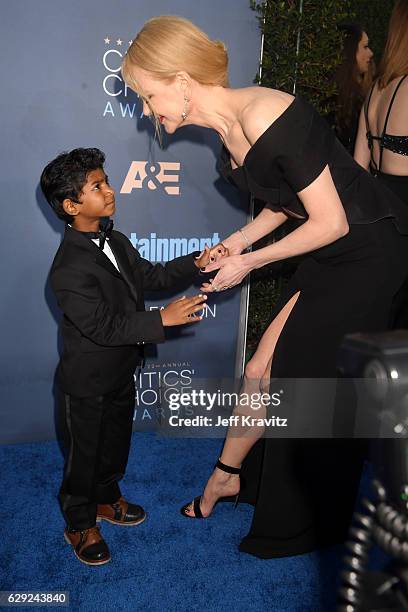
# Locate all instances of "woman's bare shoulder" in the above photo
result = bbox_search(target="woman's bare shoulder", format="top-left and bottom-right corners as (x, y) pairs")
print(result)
(393, 75), (408, 99)
(237, 87), (295, 145)
(372, 76), (408, 122)
(374, 75), (408, 101)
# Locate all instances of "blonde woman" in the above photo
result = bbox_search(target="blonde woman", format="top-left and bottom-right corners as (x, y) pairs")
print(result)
(355, 0), (408, 328)
(122, 16), (408, 558)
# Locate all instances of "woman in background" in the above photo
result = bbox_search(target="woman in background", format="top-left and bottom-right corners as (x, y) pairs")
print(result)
(354, 0), (408, 327)
(333, 23), (374, 153)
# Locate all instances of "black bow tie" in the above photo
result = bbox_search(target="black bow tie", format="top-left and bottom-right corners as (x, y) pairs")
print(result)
(82, 219), (114, 249)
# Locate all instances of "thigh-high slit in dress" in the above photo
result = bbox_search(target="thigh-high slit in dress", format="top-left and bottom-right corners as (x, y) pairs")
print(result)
(218, 95), (408, 558)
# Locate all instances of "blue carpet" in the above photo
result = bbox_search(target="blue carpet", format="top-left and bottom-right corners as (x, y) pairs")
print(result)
(0, 434), (371, 611)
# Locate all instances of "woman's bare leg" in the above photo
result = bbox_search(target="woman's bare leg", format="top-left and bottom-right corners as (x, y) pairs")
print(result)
(183, 291), (301, 517)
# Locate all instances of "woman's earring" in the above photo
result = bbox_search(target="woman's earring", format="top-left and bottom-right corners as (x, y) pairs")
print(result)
(181, 96), (189, 121)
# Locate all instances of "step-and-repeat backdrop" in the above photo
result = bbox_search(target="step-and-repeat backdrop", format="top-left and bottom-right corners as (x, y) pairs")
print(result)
(0, 1), (260, 443)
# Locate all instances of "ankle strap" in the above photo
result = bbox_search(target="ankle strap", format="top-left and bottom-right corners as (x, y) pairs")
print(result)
(216, 458), (241, 474)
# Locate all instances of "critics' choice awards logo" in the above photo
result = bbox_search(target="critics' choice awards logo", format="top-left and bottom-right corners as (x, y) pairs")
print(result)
(133, 366), (195, 420)
(102, 36), (137, 119)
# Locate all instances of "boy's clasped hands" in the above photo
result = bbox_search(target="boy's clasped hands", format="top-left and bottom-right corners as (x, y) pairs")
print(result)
(160, 243), (230, 327)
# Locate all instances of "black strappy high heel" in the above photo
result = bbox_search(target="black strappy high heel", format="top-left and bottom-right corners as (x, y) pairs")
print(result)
(180, 458), (242, 519)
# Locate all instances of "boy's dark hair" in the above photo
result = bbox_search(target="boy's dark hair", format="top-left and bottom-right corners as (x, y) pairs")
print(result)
(40, 148), (106, 222)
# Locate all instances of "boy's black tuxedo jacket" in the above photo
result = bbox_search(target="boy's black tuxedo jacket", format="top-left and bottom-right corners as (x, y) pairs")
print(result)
(50, 225), (199, 397)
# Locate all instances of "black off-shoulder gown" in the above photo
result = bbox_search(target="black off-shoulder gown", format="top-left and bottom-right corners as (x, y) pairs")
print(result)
(219, 95), (408, 559)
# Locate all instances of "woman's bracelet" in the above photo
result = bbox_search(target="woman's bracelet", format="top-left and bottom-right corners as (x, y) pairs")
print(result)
(238, 228), (251, 250)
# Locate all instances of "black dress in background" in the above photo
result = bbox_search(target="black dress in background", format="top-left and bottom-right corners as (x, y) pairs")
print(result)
(219, 95), (408, 558)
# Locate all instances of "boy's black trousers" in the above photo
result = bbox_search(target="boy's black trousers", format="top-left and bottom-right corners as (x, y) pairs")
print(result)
(58, 378), (135, 530)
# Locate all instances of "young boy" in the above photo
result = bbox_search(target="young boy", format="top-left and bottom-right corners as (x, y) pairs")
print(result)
(41, 147), (209, 566)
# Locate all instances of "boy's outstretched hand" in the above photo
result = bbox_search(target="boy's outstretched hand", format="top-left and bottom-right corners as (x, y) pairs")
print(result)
(160, 294), (208, 326)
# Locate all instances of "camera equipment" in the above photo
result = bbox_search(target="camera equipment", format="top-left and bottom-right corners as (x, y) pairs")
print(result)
(337, 330), (408, 612)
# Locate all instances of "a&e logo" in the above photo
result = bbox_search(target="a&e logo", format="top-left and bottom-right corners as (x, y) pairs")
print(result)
(120, 162), (181, 196)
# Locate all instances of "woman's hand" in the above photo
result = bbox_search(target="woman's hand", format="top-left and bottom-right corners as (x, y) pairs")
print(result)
(200, 254), (252, 292)
(222, 230), (249, 256)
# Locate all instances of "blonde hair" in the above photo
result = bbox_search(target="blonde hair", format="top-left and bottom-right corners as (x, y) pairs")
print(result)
(122, 15), (229, 93)
(377, 0), (408, 89)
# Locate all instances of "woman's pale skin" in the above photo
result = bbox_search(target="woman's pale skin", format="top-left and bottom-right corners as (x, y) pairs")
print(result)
(132, 66), (349, 516)
(354, 74), (408, 175)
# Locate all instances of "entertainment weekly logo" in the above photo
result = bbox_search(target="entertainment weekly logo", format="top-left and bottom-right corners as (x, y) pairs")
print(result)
(129, 231), (221, 262)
